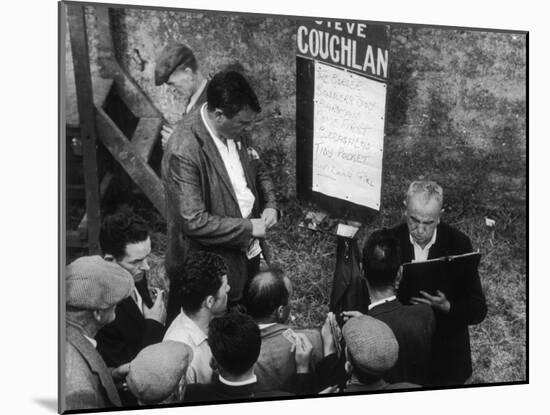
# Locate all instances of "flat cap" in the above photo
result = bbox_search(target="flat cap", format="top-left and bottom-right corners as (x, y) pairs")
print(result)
(154, 43), (196, 86)
(66, 255), (133, 310)
(127, 341), (193, 404)
(342, 315), (399, 377)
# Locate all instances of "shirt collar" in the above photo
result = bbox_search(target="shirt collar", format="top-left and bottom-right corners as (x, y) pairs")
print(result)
(409, 227), (438, 252)
(258, 323), (277, 330)
(186, 79), (208, 113)
(218, 374), (257, 387)
(368, 296), (397, 311)
(83, 335), (97, 348)
(178, 311), (208, 346)
(201, 103), (225, 144)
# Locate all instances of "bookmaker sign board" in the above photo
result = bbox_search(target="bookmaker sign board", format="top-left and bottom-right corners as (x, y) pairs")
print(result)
(296, 20), (390, 217)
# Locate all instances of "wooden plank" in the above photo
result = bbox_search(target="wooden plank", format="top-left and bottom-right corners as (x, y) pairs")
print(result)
(132, 117), (163, 161)
(77, 172), (114, 237)
(67, 230), (87, 248)
(65, 64), (114, 126)
(96, 107), (166, 218)
(95, 6), (163, 119)
(67, 3), (101, 254)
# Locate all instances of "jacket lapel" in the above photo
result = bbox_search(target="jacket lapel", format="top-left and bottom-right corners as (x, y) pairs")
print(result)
(396, 223), (414, 263)
(191, 113), (240, 208)
(236, 136), (258, 197)
(66, 322), (121, 407)
(427, 223), (449, 260)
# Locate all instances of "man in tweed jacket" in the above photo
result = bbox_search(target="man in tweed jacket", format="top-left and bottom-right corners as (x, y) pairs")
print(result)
(162, 71), (278, 308)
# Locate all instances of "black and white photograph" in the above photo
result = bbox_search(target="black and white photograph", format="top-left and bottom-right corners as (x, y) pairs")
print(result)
(56, 0), (529, 413)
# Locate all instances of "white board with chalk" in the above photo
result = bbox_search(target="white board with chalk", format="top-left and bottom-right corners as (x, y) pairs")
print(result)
(312, 61), (386, 210)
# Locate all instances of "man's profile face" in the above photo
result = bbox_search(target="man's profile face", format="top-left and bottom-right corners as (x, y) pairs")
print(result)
(216, 107), (256, 140)
(116, 237), (152, 282)
(167, 67), (195, 97)
(405, 194), (441, 247)
(211, 274), (230, 316)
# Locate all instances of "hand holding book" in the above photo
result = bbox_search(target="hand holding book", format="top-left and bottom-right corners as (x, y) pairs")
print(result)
(411, 289), (451, 312)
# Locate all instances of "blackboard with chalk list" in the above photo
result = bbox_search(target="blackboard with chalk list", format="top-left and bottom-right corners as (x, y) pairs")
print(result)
(296, 19), (391, 222)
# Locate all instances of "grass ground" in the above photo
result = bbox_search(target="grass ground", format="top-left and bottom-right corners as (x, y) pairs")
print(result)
(143, 142), (526, 384)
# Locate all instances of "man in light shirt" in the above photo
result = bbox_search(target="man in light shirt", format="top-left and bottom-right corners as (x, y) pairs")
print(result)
(162, 70), (278, 308)
(155, 42), (209, 150)
(95, 208), (167, 405)
(163, 251), (230, 385)
(391, 180), (487, 385)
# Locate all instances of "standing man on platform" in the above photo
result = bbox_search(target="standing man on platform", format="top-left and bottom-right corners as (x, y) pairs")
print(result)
(155, 43), (209, 149)
(392, 180), (487, 386)
(162, 70), (279, 309)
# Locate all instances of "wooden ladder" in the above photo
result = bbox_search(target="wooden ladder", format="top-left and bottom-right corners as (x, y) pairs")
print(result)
(64, 3), (166, 254)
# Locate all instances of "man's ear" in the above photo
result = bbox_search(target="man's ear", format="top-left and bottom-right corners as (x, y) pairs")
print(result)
(344, 361), (352, 376)
(92, 309), (103, 323)
(213, 109), (225, 121)
(344, 351), (353, 376)
(210, 355), (219, 372)
(204, 295), (215, 310)
(276, 305), (285, 322)
(103, 254), (115, 262)
(394, 266), (403, 291)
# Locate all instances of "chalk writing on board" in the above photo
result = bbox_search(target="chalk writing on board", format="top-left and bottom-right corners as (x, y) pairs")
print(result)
(312, 62), (386, 210)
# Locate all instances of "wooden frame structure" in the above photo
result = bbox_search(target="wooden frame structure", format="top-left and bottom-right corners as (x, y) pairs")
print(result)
(64, 3), (166, 254)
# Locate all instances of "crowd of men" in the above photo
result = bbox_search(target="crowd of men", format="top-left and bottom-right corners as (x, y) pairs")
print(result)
(63, 42), (487, 411)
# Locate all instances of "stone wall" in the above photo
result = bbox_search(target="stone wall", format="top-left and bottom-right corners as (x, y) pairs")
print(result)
(73, 6), (526, 215)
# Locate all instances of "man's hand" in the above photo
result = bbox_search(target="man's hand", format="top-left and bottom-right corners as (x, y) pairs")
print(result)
(111, 363), (130, 382)
(341, 310), (364, 323)
(251, 218), (266, 238)
(321, 313), (337, 357)
(292, 333), (313, 374)
(261, 208), (278, 229)
(160, 125), (174, 150)
(411, 290), (451, 313)
(143, 289), (167, 325)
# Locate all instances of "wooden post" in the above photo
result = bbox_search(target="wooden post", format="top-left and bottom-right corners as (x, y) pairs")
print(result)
(67, 4), (101, 254)
(96, 107), (167, 217)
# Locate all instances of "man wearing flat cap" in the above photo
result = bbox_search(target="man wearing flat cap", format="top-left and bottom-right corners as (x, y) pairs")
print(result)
(318, 314), (419, 392)
(155, 42), (209, 149)
(63, 256), (134, 412)
(126, 341), (193, 405)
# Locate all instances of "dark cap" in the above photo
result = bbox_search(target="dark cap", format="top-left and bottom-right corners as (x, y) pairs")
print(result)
(154, 43), (197, 86)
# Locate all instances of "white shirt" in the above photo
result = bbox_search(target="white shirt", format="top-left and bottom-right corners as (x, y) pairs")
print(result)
(258, 323), (277, 330)
(186, 79), (208, 114)
(200, 104), (261, 259)
(368, 295), (397, 311)
(163, 311), (213, 384)
(219, 374), (258, 387)
(84, 335), (97, 348)
(410, 228), (438, 262)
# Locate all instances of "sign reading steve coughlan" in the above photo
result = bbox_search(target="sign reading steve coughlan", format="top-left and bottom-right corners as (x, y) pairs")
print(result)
(296, 20), (390, 81)
(296, 20), (390, 211)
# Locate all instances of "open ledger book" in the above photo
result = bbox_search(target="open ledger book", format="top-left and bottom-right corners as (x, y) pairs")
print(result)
(396, 251), (481, 304)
